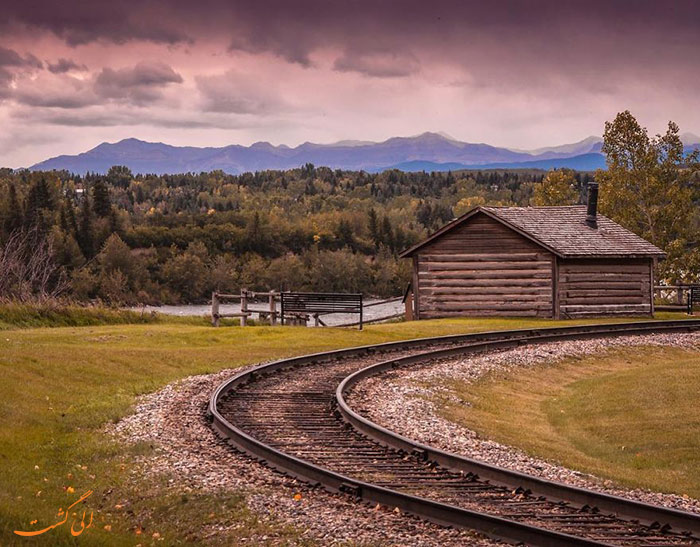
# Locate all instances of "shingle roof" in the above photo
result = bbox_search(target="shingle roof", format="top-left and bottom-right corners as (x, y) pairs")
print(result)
(400, 206), (666, 259)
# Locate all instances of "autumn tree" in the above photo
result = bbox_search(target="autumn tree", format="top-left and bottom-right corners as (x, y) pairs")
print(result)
(531, 169), (579, 206)
(597, 110), (700, 282)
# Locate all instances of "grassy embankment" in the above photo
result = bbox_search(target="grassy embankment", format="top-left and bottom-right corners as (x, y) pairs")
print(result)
(0, 308), (687, 545)
(440, 345), (700, 499)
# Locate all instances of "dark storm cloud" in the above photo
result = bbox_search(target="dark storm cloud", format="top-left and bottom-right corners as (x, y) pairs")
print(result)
(2, 2), (189, 45)
(47, 58), (88, 73)
(0, 46), (44, 98)
(0, 46), (42, 68)
(94, 62), (183, 104)
(5, 2), (700, 67)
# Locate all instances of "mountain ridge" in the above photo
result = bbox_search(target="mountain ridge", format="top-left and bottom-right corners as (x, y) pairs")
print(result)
(29, 132), (700, 175)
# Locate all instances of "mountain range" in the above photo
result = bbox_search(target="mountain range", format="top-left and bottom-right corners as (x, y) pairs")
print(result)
(29, 132), (700, 175)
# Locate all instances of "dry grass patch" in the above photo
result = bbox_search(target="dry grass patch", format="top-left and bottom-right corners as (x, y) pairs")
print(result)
(442, 345), (700, 498)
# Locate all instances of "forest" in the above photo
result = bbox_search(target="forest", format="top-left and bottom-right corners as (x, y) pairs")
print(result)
(0, 165), (556, 304)
(0, 112), (697, 305)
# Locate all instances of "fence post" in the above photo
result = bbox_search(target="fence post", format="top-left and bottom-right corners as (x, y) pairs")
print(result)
(359, 294), (363, 330)
(270, 292), (277, 325)
(240, 289), (248, 327)
(211, 292), (220, 327)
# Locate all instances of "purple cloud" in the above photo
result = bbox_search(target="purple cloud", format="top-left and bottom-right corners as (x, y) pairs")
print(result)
(94, 62), (183, 104)
(47, 58), (88, 73)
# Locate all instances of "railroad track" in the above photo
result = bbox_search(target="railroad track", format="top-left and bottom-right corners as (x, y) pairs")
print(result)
(209, 320), (700, 546)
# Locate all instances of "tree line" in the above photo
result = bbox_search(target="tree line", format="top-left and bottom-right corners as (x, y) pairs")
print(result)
(0, 166), (545, 304)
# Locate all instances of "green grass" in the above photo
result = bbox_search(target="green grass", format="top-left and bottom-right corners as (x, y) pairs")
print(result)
(0, 312), (687, 545)
(440, 345), (700, 499)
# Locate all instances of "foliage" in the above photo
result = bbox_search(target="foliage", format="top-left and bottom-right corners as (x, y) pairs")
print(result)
(531, 169), (580, 206)
(597, 111), (700, 282)
(0, 166), (548, 303)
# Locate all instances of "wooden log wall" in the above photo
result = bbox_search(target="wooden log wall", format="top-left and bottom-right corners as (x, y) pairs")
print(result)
(557, 258), (652, 317)
(416, 214), (554, 318)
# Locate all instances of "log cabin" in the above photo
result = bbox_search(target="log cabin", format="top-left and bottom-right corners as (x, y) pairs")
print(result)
(400, 183), (665, 319)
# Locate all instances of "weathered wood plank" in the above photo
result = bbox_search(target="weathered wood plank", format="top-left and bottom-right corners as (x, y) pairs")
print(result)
(421, 310), (545, 318)
(421, 286), (552, 295)
(559, 281), (644, 289)
(561, 304), (650, 312)
(559, 263), (648, 274)
(419, 253), (549, 262)
(420, 279), (552, 288)
(427, 303), (552, 311)
(563, 296), (646, 305)
(421, 270), (552, 280)
(564, 290), (644, 297)
(419, 261), (551, 271)
(421, 294), (551, 303)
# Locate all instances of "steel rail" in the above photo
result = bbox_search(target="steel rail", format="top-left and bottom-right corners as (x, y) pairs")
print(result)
(336, 326), (700, 537)
(209, 319), (700, 546)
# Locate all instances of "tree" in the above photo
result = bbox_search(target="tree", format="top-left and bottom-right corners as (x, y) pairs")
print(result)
(367, 208), (379, 248)
(162, 242), (210, 301)
(23, 178), (53, 232)
(77, 193), (95, 258)
(597, 110), (700, 282)
(531, 169), (579, 206)
(3, 183), (23, 236)
(92, 179), (112, 217)
(106, 165), (133, 188)
(335, 219), (355, 250)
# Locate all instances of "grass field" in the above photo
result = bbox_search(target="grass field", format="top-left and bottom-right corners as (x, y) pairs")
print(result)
(0, 311), (686, 545)
(442, 345), (700, 499)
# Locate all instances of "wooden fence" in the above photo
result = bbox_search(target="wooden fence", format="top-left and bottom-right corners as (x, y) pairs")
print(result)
(653, 285), (699, 313)
(211, 290), (403, 327)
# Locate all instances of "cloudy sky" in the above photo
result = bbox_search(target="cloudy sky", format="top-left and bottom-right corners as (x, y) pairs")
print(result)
(1, 0), (699, 167)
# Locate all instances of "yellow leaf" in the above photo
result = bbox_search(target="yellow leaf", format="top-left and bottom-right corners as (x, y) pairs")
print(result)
(104, 525), (112, 532)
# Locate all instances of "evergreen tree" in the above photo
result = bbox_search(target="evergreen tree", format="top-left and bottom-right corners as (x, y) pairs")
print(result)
(78, 194), (95, 258)
(381, 216), (394, 251)
(23, 177), (53, 230)
(3, 183), (23, 235)
(367, 208), (379, 248)
(92, 179), (112, 217)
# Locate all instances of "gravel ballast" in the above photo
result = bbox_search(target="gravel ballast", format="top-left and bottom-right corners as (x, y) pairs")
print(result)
(348, 333), (700, 515)
(108, 365), (498, 546)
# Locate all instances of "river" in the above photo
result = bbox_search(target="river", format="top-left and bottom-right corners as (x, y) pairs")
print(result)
(131, 298), (404, 326)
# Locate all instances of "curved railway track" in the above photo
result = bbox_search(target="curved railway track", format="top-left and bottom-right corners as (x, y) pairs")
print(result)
(209, 320), (700, 546)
